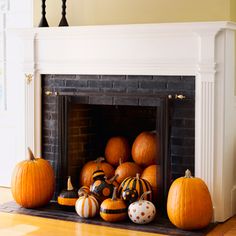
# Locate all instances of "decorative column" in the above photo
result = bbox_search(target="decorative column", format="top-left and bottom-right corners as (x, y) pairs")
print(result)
(195, 29), (219, 221)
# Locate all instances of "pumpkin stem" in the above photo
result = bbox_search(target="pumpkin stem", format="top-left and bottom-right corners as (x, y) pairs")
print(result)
(119, 158), (122, 166)
(95, 157), (105, 170)
(136, 173), (140, 179)
(109, 174), (119, 183)
(67, 176), (74, 191)
(112, 187), (117, 201)
(27, 147), (35, 161)
(140, 191), (152, 201)
(185, 169), (192, 178)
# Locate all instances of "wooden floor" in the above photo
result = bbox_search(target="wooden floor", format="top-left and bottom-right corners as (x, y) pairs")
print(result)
(0, 187), (235, 236)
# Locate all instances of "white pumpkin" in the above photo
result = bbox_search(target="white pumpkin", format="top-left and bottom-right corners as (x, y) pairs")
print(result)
(75, 194), (99, 218)
(128, 191), (156, 224)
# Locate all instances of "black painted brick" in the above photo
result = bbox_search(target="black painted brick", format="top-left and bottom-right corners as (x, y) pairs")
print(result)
(140, 81), (167, 90)
(128, 75), (153, 81)
(88, 80), (112, 88)
(113, 80), (138, 89)
(113, 97), (139, 106)
(89, 96), (113, 105)
(101, 75), (126, 80)
(65, 80), (88, 87)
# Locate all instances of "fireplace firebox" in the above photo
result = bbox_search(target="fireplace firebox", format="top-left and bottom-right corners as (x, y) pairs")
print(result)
(42, 74), (195, 210)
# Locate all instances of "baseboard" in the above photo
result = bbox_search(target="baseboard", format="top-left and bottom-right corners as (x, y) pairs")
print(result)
(231, 185), (236, 216)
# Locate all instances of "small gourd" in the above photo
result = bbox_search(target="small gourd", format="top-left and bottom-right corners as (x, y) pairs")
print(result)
(78, 186), (91, 197)
(128, 191), (156, 224)
(91, 170), (115, 202)
(118, 173), (152, 204)
(75, 193), (99, 218)
(58, 176), (78, 209)
(100, 187), (127, 222)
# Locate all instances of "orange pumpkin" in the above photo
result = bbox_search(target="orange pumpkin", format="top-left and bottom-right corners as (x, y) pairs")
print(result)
(115, 161), (142, 183)
(141, 164), (161, 200)
(105, 136), (130, 166)
(131, 131), (160, 167)
(11, 148), (55, 208)
(100, 187), (127, 222)
(79, 157), (115, 187)
(167, 169), (213, 230)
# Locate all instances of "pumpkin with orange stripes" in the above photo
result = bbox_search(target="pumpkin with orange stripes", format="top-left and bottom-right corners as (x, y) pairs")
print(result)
(118, 173), (152, 204)
(75, 194), (99, 218)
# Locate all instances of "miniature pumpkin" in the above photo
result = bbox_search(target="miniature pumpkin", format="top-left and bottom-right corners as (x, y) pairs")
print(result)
(11, 148), (55, 208)
(100, 187), (127, 222)
(141, 164), (161, 200)
(78, 186), (91, 197)
(79, 157), (115, 187)
(132, 131), (160, 167)
(128, 191), (156, 224)
(75, 193), (99, 218)
(167, 169), (213, 230)
(115, 161), (142, 183)
(118, 173), (152, 204)
(105, 136), (130, 166)
(58, 176), (78, 208)
(91, 170), (115, 202)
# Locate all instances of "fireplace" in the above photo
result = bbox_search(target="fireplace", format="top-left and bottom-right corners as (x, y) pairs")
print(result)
(22, 21), (236, 223)
(42, 74), (195, 206)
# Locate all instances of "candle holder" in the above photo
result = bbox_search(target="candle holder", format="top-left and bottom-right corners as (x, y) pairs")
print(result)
(38, 0), (49, 27)
(59, 0), (69, 27)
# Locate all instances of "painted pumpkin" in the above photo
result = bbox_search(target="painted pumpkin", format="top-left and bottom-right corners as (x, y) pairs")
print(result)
(78, 186), (91, 197)
(100, 187), (127, 222)
(105, 136), (130, 166)
(128, 191), (156, 224)
(132, 131), (160, 167)
(118, 173), (152, 204)
(141, 164), (161, 201)
(75, 193), (99, 218)
(115, 161), (142, 184)
(11, 148), (55, 208)
(79, 157), (115, 187)
(167, 169), (213, 230)
(58, 176), (78, 209)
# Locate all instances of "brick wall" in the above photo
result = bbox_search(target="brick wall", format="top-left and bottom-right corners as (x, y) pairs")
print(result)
(42, 74), (195, 195)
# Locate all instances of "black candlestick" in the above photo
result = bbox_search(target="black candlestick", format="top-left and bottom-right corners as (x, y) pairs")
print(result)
(59, 0), (69, 26)
(38, 0), (49, 27)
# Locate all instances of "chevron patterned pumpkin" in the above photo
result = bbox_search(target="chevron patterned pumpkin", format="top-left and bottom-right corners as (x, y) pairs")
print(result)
(75, 194), (99, 218)
(118, 173), (152, 204)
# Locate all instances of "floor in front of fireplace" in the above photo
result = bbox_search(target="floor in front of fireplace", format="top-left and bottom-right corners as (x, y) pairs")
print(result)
(0, 187), (235, 236)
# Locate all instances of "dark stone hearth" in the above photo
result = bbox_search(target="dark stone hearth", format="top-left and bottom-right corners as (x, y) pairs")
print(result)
(0, 201), (215, 236)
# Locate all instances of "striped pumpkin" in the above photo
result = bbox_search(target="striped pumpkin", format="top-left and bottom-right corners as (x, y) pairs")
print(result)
(75, 194), (99, 218)
(100, 187), (127, 222)
(118, 173), (152, 204)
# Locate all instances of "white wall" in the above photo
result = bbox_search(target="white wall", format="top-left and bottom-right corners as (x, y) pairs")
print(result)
(0, 0), (32, 186)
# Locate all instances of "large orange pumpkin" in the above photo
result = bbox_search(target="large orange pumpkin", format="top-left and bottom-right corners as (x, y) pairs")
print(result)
(141, 164), (161, 200)
(105, 136), (130, 166)
(11, 148), (55, 208)
(132, 131), (160, 167)
(115, 161), (142, 184)
(79, 157), (115, 187)
(167, 169), (213, 230)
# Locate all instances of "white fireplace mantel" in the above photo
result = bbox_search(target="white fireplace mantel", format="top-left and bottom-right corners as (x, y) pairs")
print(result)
(20, 21), (236, 222)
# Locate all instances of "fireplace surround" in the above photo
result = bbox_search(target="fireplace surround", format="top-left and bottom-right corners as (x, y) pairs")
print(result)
(21, 21), (236, 222)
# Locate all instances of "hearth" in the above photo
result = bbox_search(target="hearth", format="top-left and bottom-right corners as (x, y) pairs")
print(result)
(41, 74), (195, 211)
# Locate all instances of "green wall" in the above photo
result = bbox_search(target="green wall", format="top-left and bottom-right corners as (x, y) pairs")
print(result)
(34, 0), (234, 27)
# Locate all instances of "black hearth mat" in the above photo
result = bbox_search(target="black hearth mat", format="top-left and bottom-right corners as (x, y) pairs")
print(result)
(0, 201), (216, 236)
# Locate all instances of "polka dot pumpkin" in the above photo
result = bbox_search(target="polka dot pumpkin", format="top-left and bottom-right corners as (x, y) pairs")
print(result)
(128, 191), (156, 224)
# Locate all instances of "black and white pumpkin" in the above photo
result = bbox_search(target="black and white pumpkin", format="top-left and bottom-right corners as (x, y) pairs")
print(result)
(128, 191), (156, 224)
(75, 194), (99, 218)
(57, 176), (78, 209)
(118, 173), (152, 204)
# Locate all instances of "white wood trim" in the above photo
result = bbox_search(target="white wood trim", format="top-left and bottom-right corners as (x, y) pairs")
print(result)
(19, 21), (236, 222)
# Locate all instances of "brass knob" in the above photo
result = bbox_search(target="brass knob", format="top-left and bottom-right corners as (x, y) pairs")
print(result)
(45, 91), (53, 96)
(175, 94), (186, 100)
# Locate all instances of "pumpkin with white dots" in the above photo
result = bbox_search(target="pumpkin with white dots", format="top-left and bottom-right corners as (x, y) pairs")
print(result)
(128, 191), (156, 224)
(75, 194), (99, 218)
